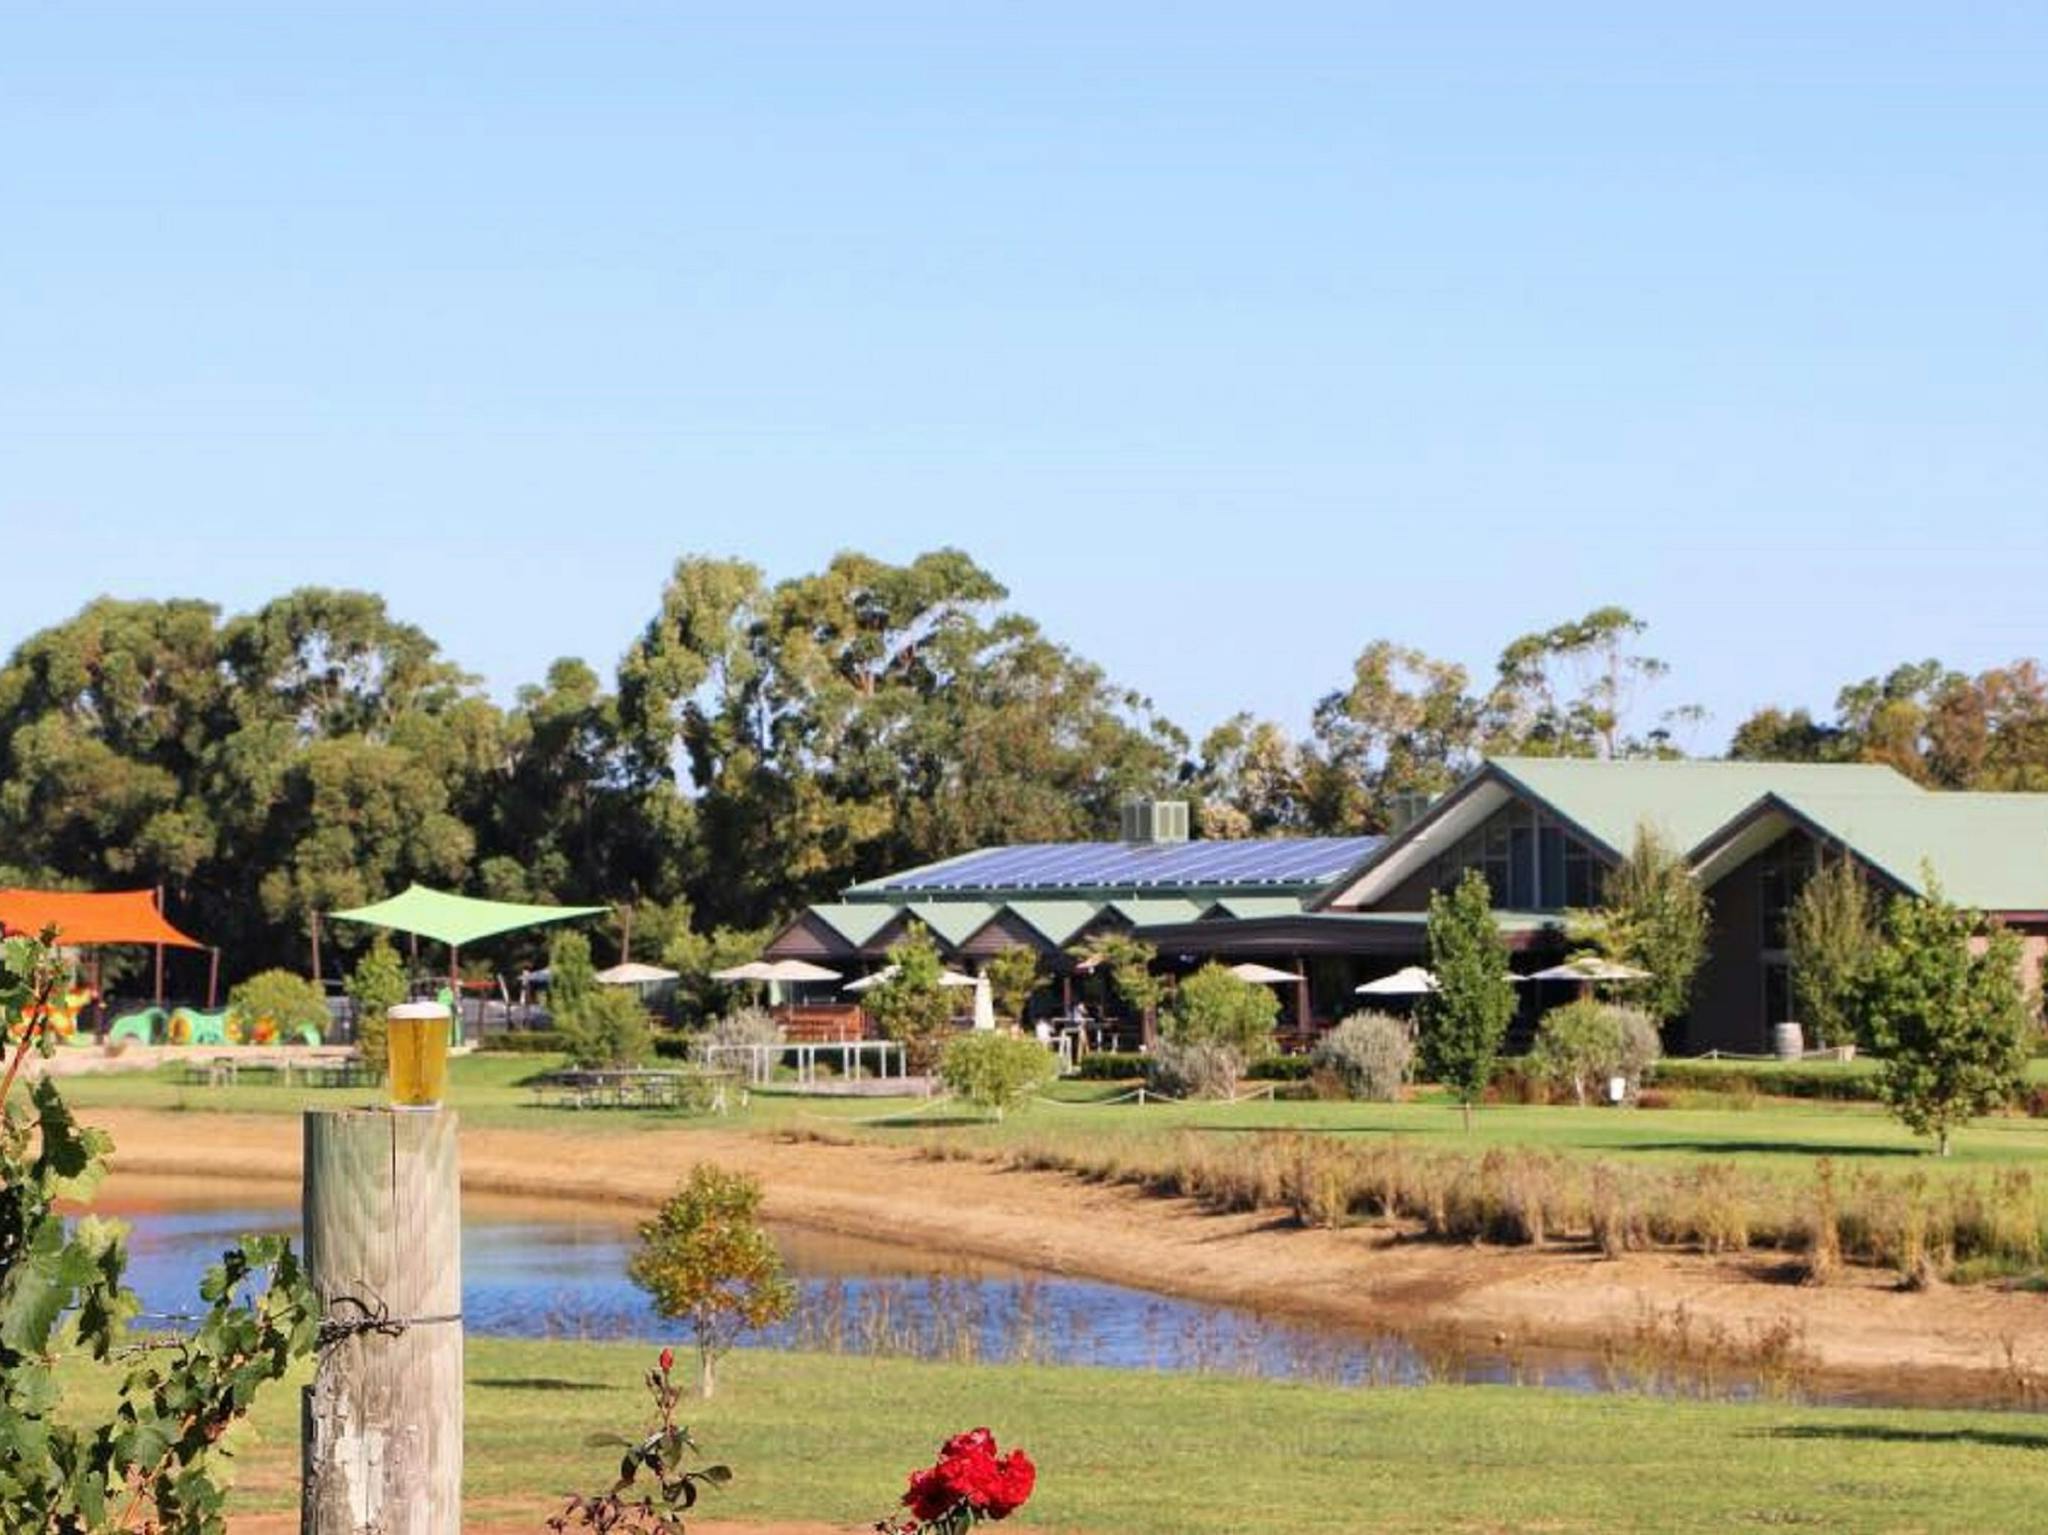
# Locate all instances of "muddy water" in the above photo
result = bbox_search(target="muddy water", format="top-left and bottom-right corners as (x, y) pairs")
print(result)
(91, 1177), (2027, 1410)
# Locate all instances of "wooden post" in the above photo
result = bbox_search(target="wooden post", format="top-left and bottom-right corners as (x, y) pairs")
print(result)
(207, 947), (221, 1010)
(619, 902), (634, 963)
(310, 912), (324, 989)
(302, 1109), (463, 1535)
(1294, 955), (1311, 1040)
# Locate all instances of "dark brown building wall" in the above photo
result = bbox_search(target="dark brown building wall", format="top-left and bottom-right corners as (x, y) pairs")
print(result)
(1690, 828), (1819, 1056)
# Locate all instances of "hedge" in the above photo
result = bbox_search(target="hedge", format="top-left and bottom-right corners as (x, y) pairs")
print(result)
(1654, 1058), (1880, 1102)
(474, 1029), (568, 1055)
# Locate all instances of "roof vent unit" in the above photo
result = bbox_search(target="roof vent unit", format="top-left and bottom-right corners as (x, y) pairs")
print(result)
(1386, 790), (1435, 834)
(1120, 798), (1190, 845)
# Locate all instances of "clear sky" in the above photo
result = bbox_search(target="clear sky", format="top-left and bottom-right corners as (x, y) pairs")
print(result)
(5, 5), (2043, 750)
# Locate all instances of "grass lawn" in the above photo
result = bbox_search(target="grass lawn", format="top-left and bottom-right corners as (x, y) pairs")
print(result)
(57, 1052), (2048, 1178)
(182, 1339), (2048, 1533)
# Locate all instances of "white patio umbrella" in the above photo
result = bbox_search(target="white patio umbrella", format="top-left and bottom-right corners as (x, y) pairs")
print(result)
(759, 959), (843, 984)
(844, 964), (978, 993)
(1355, 965), (1439, 996)
(1227, 961), (1301, 985)
(595, 961), (680, 986)
(972, 976), (997, 1031)
(710, 960), (778, 982)
(1527, 957), (1651, 984)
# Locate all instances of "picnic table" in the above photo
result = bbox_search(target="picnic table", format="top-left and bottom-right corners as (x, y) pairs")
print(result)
(180, 1056), (384, 1089)
(528, 1067), (743, 1114)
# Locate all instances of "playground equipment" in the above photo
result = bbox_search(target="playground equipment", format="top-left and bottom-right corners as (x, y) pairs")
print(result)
(168, 1007), (231, 1046)
(106, 1005), (168, 1046)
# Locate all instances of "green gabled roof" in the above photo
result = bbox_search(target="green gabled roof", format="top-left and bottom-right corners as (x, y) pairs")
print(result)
(806, 902), (906, 949)
(999, 901), (1105, 947)
(896, 901), (1001, 948)
(1102, 898), (1203, 927)
(1490, 756), (1922, 855)
(1763, 788), (2048, 911)
(1202, 896), (1304, 920)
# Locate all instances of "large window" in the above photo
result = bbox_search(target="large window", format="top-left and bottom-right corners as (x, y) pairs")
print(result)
(1757, 846), (1808, 952)
(1435, 813), (1602, 910)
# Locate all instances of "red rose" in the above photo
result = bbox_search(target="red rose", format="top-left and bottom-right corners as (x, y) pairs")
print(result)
(940, 1427), (996, 1460)
(984, 1449), (1035, 1519)
(658, 1347), (675, 1374)
(903, 1465), (956, 1523)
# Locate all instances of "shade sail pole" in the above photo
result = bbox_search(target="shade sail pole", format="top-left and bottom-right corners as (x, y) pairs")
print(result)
(153, 885), (166, 1006)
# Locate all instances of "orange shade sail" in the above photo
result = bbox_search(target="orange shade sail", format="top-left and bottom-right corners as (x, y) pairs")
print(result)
(0, 888), (205, 949)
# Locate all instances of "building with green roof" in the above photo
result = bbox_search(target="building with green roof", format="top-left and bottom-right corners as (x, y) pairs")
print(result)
(1143, 756), (2048, 1053)
(764, 756), (2048, 1053)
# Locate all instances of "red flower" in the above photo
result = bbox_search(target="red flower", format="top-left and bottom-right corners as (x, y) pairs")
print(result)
(984, 1450), (1035, 1520)
(657, 1347), (675, 1374)
(898, 1429), (1035, 1527)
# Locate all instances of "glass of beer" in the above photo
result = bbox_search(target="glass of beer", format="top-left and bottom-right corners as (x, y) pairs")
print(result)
(386, 1001), (451, 1109)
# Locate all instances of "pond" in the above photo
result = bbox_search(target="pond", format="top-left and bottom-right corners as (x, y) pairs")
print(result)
(90, 1178), (2005, 1409)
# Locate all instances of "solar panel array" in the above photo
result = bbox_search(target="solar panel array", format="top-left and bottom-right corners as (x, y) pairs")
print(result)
(865, 836), (1385, 894)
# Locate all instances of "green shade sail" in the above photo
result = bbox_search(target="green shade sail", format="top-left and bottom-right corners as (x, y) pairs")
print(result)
(330, 884), (609, 948)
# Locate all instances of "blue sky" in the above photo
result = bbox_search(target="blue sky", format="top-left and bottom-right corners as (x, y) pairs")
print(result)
(5, 5), (2043, 750)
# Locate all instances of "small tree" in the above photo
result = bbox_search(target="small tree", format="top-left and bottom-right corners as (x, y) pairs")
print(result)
(562, 986), (656, 1068)
(1162, 963), (1279, 1059)
(549, 928), (598, 1034)
(1789, 854), (1878, 1049)
(1854, 881), (2035, 1156)
(227, 968), (330, 1045)
(1530, 999), (1661, 1106)
(1311, 1011), (1414, 1102)
(1076, 933), (1164, 1043)
(1576, 824), (1710, 1025)
(344, 934), (407, 1066)
(869, 924), (955, 1075)
(628, 1164), (796, 1399)
(984, 946), (1045, 1026)
(1421, 870), (1517, 1131)
(938, 1032), (1057, 1119)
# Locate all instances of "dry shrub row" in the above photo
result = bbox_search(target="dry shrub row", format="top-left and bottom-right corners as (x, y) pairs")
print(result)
(998, 1131), (2048, 1284)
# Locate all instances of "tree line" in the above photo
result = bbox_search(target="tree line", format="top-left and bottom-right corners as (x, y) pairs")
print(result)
(4, 546), (2046, 987)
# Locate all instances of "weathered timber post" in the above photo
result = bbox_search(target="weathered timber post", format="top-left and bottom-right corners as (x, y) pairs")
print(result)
(301, 1108), (463, 1535)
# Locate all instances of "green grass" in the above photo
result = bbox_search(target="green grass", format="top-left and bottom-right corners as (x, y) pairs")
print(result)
(56, 1052), (2048, 1176)
(190, 1339), (2048, 1533)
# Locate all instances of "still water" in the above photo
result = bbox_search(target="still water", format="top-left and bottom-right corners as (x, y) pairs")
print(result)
(90, 1178), (1998, 1408)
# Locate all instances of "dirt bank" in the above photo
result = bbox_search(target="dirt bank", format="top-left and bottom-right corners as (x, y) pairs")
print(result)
(93, 1107), (2048, 1401)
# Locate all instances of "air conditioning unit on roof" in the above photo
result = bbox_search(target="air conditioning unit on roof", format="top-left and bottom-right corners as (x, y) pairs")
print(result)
(1120, 799), (1190, 845)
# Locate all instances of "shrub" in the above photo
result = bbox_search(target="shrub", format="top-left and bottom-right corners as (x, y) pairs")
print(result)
(984, 946), (1045, 1024)
(1070, 1050), (1148, 1081)
(1529, 999), (1662, 1105)
(628, 1165), (796, 1399)
(1311, 1012), (1413, 1101)
(344, 935), (406, 1063)
(700, 1004), (784, 1057)
(228, 968), (329, 1046)
(938, 1032), (1058, 1118)
(477, 1028), (568, 1054)
(1162, 963), (1279, 1059)
(1150, 1039), (1245, 1099)
(869, 925), (955, 1074)
(1245, 1054), (1315, 1083)
(561, 986), (656, 1068)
